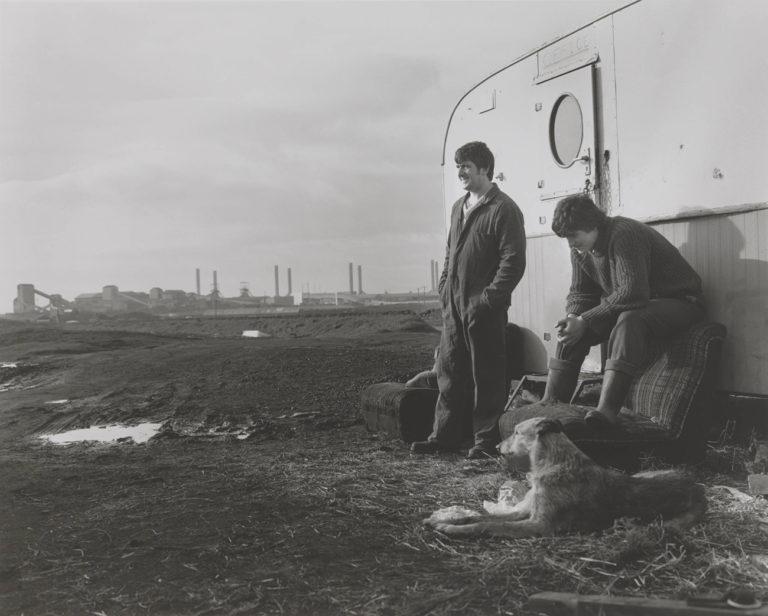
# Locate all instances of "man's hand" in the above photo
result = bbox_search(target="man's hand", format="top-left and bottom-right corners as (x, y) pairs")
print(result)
(468, 296), (491, 319)
(556, 315), (586, 346)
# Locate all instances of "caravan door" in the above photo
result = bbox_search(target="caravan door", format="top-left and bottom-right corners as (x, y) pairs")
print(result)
(535, 64), (597, 205)
(533, 63), (603, 372)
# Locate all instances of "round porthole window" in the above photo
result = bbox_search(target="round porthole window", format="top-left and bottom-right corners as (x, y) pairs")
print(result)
(549, 93), (583, 167)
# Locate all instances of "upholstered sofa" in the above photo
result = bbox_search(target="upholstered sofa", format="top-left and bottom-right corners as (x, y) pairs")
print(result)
(499, 321), (726, 470)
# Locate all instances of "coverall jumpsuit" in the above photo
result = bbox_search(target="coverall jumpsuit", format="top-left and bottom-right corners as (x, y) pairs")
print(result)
(430, 184), (526, 449)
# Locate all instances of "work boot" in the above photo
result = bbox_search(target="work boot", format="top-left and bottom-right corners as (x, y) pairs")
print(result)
(466, 444), (500, 460)
(585, 369), (634, 429)
(541, 358), (580, 403)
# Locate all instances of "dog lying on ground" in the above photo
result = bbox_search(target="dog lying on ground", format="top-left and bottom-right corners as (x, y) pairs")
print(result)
(424, 417), (706, 537)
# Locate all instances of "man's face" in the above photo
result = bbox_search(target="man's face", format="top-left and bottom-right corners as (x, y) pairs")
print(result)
(566, 229), (599, 254)
(456, 160), (487, 193)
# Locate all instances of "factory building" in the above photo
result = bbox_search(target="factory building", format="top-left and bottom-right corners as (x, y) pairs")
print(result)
(74, 286), (152, 313)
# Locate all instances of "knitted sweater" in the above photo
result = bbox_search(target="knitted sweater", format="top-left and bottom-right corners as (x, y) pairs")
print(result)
(566, 216), (703, 335)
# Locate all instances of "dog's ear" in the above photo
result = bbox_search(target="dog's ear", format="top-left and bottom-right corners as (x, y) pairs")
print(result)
(536, 418), (563, 437)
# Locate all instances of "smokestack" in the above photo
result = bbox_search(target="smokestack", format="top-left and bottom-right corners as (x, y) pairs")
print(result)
(433, 260), (440, 291)
(274, 265), (280, 297)
(213, 270), (218, 291)
(288, 267), (293, 296)
(196, 268), (201, 295)
(348, 262), (354, 294)
(430, 260), (435, 291)
(357, 265), (363, 295)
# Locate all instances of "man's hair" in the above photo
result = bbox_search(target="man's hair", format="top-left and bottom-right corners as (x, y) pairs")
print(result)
(551, 194), (608, 237)
(454, 141), (494, 180)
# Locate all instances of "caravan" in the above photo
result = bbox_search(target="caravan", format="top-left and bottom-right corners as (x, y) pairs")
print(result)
(441, 0), (768, 416)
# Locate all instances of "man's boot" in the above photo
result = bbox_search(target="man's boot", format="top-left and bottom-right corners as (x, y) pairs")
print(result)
(585, 369), (634, 428)
(541, 358), (580, 403)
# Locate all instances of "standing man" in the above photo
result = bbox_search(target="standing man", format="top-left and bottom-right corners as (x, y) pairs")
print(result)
(543, 194), (705, 427)
(411, 141), (526, 459)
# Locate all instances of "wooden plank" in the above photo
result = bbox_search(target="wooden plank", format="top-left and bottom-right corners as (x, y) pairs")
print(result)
(527, 591), (768, 616)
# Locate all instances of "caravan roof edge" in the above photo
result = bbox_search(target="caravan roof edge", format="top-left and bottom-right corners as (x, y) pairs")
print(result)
(440, 0), (642, 166)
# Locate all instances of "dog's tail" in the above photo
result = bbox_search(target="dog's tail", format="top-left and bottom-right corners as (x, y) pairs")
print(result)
(664, 482), (707, 529)
(628, 471), (707, 528)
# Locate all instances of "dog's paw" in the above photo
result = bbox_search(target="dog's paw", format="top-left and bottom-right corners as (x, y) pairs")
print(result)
(423, 505), (482, 527)
(483, 500), (518, 515)
(498, 480), (530, 503)
(431, 521), (483, 537)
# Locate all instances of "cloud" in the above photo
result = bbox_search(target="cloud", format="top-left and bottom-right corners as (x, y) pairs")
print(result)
(1, 0), (628, 302)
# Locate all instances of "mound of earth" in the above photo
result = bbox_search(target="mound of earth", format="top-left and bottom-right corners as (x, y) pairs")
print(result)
(13, 306), (440, 339)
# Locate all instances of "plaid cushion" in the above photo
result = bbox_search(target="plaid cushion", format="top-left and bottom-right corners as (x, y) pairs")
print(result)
(625, 321), (726, 438)
(500, 401), (671, 443)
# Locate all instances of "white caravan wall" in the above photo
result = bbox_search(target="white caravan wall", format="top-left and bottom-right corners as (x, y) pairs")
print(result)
(441, 0), (768, 390)
(613, 0), (768, 219)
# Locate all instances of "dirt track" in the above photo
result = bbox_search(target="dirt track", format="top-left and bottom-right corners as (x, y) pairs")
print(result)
(1, 310), (766, 616)
(0, 310), (445, 615)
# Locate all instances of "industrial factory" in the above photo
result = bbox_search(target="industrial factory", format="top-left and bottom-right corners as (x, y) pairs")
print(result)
(8, 261), (440, 320)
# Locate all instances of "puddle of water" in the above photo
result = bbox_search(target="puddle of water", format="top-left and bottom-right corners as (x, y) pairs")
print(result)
(1, 362), (18, 368)
(45, 399), (70, 405)
(242, 330), (271, 338)
(40, 422), (163, 445)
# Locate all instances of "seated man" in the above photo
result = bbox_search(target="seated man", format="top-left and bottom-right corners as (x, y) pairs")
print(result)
(545, 194), (705, 427)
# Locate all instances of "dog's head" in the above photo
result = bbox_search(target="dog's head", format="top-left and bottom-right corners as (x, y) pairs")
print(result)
(498, 417), (564, 470)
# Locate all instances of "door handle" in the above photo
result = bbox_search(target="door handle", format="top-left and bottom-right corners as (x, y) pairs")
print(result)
(578, 147), (591, 176)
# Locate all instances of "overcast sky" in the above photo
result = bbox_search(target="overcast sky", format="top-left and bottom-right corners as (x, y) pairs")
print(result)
(0, 0), (627, 307)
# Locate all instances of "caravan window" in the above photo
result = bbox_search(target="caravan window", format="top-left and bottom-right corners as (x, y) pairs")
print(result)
(549, 93), (583, 167)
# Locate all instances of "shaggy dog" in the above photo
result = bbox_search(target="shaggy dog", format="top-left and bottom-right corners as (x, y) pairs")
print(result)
(424, 417), (706, 537)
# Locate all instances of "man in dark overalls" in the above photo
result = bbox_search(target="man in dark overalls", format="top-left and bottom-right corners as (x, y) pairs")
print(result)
(411, 142), (526, 459)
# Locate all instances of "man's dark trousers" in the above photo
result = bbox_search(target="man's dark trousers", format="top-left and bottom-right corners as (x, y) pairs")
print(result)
(556, 298), (705, 375)
(430, 293), (509, 449)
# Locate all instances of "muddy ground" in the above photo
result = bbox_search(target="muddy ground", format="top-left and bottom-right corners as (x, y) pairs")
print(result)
(1, 308), (766, 616)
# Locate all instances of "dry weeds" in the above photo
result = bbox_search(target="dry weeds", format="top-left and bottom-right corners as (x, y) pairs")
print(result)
(4, 432), (768, 616)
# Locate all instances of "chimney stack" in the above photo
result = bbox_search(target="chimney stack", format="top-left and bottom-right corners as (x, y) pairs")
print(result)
(287, 267), (293, 296)
(196, 268), (201, 296)
(274, 265), (280, 297)
(348, 262), (354, 294)
(430, 260), (435, 291)
(213, 270), (218, 295)
(357, 265), (363, 295)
